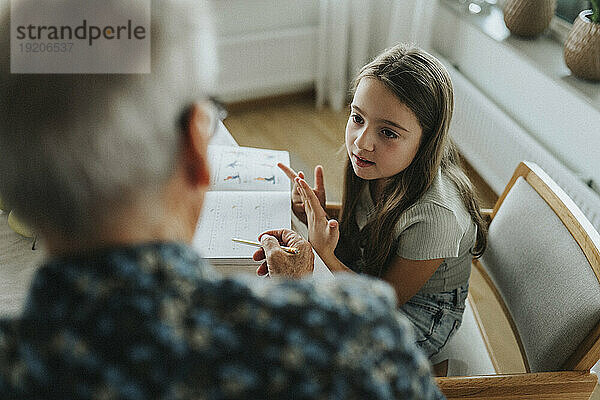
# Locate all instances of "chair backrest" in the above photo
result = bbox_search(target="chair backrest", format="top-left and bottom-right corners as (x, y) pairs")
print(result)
(480, 161), (600, 373)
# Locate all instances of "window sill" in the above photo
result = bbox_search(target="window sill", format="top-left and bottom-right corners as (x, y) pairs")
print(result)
(439, 0), (599, 112)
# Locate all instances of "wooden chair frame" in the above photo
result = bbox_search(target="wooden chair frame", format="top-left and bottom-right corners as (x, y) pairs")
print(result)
(325, 202), (341, 221)
(434, 161), (600, 400)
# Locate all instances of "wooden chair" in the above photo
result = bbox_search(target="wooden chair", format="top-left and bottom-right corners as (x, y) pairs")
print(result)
(429, 161), (600, 399)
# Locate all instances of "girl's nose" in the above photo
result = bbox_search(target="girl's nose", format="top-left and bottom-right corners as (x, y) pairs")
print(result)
(354, 128), (374, 152)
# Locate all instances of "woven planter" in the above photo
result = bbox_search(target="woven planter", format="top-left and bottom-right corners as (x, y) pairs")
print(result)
(564, 10), (600, 82)
(503, 0), (556, 37)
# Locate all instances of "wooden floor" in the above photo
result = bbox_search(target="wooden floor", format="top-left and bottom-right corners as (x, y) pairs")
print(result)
(223, 93), (600, 398)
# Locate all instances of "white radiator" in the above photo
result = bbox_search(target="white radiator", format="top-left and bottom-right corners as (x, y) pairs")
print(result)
(215, 26), (318, 102)
(446, 64), (600, 233)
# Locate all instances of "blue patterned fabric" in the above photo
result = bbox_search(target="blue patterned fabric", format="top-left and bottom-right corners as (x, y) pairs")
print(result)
(0, 242), (444, 399)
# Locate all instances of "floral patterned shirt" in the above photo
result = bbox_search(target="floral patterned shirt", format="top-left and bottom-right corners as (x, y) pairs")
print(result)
(0, 242), (444, 399)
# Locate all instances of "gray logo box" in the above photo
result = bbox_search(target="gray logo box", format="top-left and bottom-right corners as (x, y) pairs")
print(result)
(11, 0), (151, 73)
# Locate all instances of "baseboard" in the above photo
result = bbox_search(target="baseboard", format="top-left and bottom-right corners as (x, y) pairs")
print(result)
(223, 89), (315, 113)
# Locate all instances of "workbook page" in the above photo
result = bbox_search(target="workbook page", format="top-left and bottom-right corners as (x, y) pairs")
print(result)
(208, 145), (290, 192)
(192, 191), (291, 263)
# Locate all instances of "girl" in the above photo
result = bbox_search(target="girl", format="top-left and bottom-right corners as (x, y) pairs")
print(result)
(279, 43), (487, 358)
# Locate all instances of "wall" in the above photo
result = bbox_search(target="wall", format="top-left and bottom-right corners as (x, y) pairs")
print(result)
(208, 0), (395, 103)
(209, 0), (320, 102)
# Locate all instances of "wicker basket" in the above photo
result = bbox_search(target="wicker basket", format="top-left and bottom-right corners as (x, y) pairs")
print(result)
(503, 0), (556, 37)
(564, 10), (600, 82)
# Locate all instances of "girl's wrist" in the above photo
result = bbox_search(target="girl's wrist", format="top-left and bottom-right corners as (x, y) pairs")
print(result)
(320, 252), (352, 273)
(318, 249), (335, 266)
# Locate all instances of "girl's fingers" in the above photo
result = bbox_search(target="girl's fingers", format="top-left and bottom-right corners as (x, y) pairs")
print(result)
(298, 171), (305, 179)
(327, 219), (338, 232)
(297, 179), (312, 213)
(277, 163), (298, 180)
(295, 177), (303, 196)
(314, 165), (325, 194)
(298, 178), (324, 217)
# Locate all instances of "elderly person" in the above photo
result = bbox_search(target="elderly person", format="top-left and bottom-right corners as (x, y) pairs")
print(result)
(0, 1), (444, 399)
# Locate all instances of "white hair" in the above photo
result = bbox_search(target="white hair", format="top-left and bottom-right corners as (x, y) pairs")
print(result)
(0, 0), (217, 237)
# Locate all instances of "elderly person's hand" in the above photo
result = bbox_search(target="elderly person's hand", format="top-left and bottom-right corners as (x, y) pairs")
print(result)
(253, 229), (314, 278)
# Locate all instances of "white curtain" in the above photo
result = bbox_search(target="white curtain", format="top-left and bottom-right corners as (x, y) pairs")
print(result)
(315, 0), (437, 111)
(315, 0), (370, 111)
(387, 0), (437, 49)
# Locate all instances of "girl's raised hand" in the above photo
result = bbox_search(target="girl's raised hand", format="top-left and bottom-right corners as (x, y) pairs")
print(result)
(278, 163), (326, 225)
(296, 177), (339, 263)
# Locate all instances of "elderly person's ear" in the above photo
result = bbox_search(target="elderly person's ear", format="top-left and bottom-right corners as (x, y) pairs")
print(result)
(182, 103), (211, 187)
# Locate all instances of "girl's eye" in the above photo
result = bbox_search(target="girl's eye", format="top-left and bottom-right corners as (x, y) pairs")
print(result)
(351, 114), (364, 124)
(381, 129), (399, 139)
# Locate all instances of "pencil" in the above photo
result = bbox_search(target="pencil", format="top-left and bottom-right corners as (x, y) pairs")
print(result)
(231, 237), (299, 254)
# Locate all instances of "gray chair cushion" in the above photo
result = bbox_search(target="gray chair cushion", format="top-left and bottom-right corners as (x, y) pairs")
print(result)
(481, 177), (600, 372)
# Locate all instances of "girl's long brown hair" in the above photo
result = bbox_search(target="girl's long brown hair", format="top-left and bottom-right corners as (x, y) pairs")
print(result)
(335, 43), (487, 277)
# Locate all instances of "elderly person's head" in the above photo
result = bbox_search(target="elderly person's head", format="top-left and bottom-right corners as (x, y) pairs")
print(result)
(0, 0), (216, 254)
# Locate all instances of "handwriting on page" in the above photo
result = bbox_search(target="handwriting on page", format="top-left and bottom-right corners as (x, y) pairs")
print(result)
(193, 191), (291, 259)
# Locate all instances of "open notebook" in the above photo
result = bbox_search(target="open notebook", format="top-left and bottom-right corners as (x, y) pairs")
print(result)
(192, 145), (291, 264)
